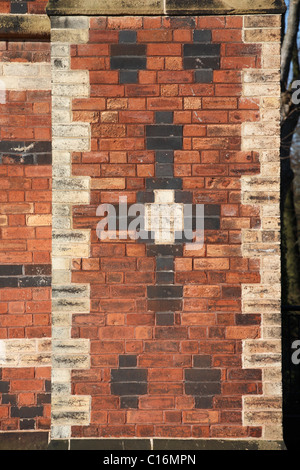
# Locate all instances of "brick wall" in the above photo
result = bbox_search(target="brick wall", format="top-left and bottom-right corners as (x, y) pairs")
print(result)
(0, 1), (48, 14)
(50, 14), (282, 442)
(0, 36), (52, 432)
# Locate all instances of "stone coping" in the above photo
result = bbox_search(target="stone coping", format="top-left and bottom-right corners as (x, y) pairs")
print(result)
(46, 0), (286, 16)
(0, 14), (50, 39)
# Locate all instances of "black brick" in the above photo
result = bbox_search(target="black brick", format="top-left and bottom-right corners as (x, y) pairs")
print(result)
(148, 245), (183, 257)
(24, 265), (51, 276)
(184, 57), (220, 70)
(11, 2), (27, 13)
(36, 154), (52, 165)
(155, 112), (173, 124)
(184, 44), (220, 57)
(147, 285), (183, 299)
(156, 312), (175, 326)
(155, 150), (174, 163)
(0, 265), (23, 276)
(204, 205), (221, 216)
(195, 69), (213, 83)
(45, 380), (51, 393)
(175, 191), (193, 203)
(204, 218), (220, 230)
(111, 57), (147, 70)
(156, 271), (174, 285)
(146, 178), (183, 190)
(185, 382), (221, 396)
(120, 71), (138, 84)
(0, 277), (19, 288)
(147, 299), (182, 312)
(111, 44), (146, 56)
(155, 257), (174, 271)
(111, 369), (147, 382)
(30, 142), (52, 153)
(119, 355), (137, 368)
(119, 30), (137, 43)
(0, 382), (10, 393)
(195, 396), (214, 409)
(2, 394), (17, 405)
(120, 396), (139, 409)
(146, 137), (183, 151)
(185, 369), (221, 382)
(137, 191), (155, 203)
(156, 163), (174, 177)
(193, 30), (212, 43)
(11, 407), (44, 418)
(37, 394), (51, 405)
(18, 276), (51, 288)
(20, 419), (35, 430)
(146, 125), (182, 137)
(193, 355), (212, 368)
(111, 382), (147, 396)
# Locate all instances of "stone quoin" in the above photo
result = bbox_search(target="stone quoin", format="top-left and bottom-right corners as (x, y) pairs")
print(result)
(0, 0), (286, 450)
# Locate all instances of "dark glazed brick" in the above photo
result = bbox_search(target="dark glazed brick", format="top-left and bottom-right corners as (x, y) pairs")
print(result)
(36, 154), (52, 165)
(193, 30), (212, 43)
(137, 191), (155, 203)
(175, 191), (193, 203)
(156, 272), (174, 284)
(155, 257), (174, 271)
(155, 112), (174, 124)
(184, 44), (220, 57)
(147, 285), (183, 299)
(167, 16), (196, 29)
(2, 394), (17, 405)
(48, 440), (69, 450)
(11, 2), (28, 13)
(11, 407), (44, 418)
(155, 150), (174, 163)
(147, 299), (182, 312)
(185, 382), (221, 396)
(0, 277), (19, 288)
(146, 125), (182, 138)
(193, 355), (212, 368)
(111, 369), (147, 382)
(120, 396), (139, 409)
(195, 396), (214, 409)
(111, 44), (146, 56)
(204, 205), (221, 216)
(111, 57), (147, 70)
(185, 369), (221, 382)
(119, 355), (137, 368)
(195, 69), (213, 83)
(204, 218), (220, 230)
(156, 312), (175, 326)
(153, 439), (286, 451)
(0, 265), (23, 276)
(120, 71), (138, 84)
(18, 276), (51, 288)
(119, 30), (137, 43)
(156, 163), (174, 177)
(45, 380), (51, 393)
(146, 137), (183, 151)
(111, 382), (147, 396)
(146, 178), (183, 190)
(37, 394), (51, 405)
(148, 245), (183, 257)
(184, 57), (220, 70)
(236, 314), (261, 325)
(0, 382), (10, 393)
(20, 419), (35, 430)
(24, 265), (52, 276)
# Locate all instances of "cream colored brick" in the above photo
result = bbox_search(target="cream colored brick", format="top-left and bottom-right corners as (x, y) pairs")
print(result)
(26, 214), (52, 226)
(243, 82), (280, 97)
(51, 28), (89, 44)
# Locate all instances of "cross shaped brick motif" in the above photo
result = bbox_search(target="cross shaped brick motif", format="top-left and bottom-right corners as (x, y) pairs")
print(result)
(109, 29), (223, 410)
